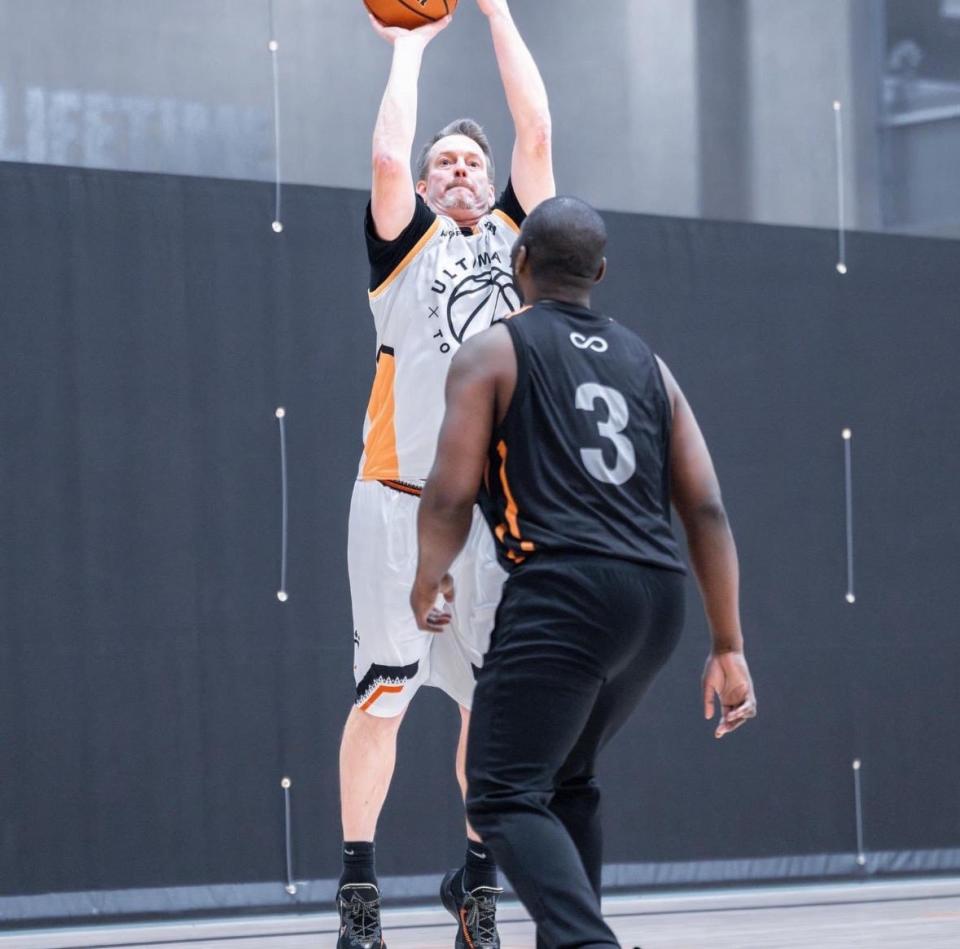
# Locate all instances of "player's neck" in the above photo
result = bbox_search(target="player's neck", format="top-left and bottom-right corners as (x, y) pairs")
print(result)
(526, 287), (593, 310)
(427, 201), (485, 230)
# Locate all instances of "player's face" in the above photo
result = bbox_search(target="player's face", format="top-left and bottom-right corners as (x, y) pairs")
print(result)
(417, 135), (495, 223)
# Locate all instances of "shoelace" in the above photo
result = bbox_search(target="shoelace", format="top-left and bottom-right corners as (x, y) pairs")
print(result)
(464, 892), (499, 943)
(345, 892), (382, 942)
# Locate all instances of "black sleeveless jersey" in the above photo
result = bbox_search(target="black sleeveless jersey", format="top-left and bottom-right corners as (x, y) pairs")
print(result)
(478, 300), (686, 573)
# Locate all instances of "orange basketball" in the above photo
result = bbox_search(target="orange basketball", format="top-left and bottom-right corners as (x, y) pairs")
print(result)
(364, 0), (457, 30)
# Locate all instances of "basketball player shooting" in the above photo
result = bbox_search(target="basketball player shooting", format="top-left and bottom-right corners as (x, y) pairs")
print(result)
(412, 196), (757, 947)
(336, 2), (554, 948)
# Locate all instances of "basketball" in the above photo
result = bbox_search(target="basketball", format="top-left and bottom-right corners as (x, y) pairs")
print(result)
(364, 0), (457, 30)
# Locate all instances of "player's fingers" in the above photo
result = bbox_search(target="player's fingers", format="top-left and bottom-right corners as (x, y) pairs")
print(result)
(702, 682), (716, 720)
(440, 573), (456, 602)
(415, 14), (451, 38)
(716, 716), (746, 738)
(424, 609), (451, 633)
(725, 697), (757, 722)
(716, 701), (756, 738)
(702, 669), (722, 720)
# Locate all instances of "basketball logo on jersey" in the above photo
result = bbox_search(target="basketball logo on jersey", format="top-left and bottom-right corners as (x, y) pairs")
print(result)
(570, 332), (609, 353)
(446, 267), (520, 343)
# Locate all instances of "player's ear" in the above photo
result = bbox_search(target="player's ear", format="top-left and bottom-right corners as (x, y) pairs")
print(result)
(594, 257), (607, 285)
(415, 179), (427, 198)
(512, 244), (529, 277)
(487, 183), (495, 206)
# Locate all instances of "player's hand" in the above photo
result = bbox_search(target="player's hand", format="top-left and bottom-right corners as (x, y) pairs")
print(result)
(702, 650), (756, 739)
(368, 12), (452, 47)
(476, 0), (511, 18)
(411, 573), (456, 633)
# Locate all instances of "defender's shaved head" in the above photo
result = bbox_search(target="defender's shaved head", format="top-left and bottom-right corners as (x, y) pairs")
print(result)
(512, 196), (607, 290)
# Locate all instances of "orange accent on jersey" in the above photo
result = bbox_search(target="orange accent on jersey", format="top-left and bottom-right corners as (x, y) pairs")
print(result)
(362, 351), (399, 479)
(497, 440), (521, 539)
(492, 208), (521, 234)
(360, 683), (404, 711)
(493, 442), (533, 562)
(501, 304), (532, 321)
(369, 218), (441, 300)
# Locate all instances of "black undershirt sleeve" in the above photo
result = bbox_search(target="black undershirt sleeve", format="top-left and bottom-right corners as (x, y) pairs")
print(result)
(494, 179), (527, 229)
(364, 196), (436, 292)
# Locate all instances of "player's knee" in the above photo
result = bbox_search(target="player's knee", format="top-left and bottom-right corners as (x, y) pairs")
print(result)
(553, 774), (601, 813)
(555, 773), (600, 799)
(466, 781), (552, 829)
(464, 790), (492, 832)
(348, 702), (406, 733)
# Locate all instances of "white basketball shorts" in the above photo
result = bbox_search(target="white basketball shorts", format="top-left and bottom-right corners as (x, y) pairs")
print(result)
(347, 479), (506, 718)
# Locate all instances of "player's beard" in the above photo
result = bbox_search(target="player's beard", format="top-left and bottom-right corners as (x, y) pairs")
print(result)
(440, 185), (480, 211)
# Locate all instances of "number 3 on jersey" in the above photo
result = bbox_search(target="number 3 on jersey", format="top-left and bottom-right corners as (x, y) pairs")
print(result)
(575, 383), (637, 485)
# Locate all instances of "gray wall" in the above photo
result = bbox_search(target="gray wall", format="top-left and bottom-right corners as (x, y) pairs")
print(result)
(2, 0), (956, 235)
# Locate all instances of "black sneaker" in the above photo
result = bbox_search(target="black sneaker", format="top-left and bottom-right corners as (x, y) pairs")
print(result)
(336, 883), (386, 949)
(440, 868), (502, 949)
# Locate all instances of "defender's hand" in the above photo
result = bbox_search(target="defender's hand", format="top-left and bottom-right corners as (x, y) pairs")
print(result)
(368, 12), (452, 46)
(411, 574), (456, 632)
(702, 651), (756, 738)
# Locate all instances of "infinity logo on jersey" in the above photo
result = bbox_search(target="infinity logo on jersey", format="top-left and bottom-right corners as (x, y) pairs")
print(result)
(570, 332), (609, 353)
(447, 267), (520, 343)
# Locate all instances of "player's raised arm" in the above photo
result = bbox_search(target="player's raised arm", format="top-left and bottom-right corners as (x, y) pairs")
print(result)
(477, 0), (555, 213)
(657, 357), (757, 738)
(368, 14), (451, 241)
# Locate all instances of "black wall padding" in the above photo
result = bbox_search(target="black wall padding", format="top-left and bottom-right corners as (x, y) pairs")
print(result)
(1, 162), (958, 911)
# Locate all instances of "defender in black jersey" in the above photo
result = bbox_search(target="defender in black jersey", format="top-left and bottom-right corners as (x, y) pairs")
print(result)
(413, 197), (757, 948)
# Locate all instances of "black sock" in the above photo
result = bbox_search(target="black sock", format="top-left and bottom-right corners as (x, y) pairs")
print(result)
(339, 840), (377, 888)
(463, 839), (498, 890)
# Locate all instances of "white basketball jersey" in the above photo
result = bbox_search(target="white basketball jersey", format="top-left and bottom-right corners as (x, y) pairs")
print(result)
(360, 204), (522, 482)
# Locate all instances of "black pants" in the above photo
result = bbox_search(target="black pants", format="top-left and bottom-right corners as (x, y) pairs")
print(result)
(465, 555), (685, 949)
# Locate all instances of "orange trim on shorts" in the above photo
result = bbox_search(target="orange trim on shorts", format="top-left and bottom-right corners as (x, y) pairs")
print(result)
(360, 684), (404, 711)
(369, 219), (441, 300)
